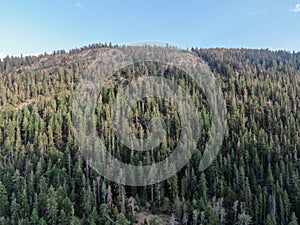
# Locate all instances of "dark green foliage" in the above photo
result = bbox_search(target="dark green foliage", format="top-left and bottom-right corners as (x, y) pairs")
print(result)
(0, 45), (299, 224)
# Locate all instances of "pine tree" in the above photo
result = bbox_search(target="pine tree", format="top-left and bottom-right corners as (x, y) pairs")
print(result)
(237, 211), (252, 225)
(30, 208), (40, 225)
(0, 181), (9, 217)
(288, 212), (298, 225)
(46, 186), (58, 224)
(116, 213), (130, 225)
(205, 205), (219, 225)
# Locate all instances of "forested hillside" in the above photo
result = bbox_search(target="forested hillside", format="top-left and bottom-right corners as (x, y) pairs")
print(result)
(0, 44), (299, 224)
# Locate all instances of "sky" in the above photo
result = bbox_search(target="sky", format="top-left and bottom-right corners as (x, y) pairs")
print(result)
(1, 0), (300, 58)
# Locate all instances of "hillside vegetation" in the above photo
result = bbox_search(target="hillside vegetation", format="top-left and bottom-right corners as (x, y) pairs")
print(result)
(0, 44), (299, 224)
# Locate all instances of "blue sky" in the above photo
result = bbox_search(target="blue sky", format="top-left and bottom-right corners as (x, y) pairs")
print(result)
(1, 0), (300, 57)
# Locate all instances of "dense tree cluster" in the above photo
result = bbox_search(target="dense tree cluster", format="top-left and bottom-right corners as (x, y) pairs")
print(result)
(0, 45), (299, 224)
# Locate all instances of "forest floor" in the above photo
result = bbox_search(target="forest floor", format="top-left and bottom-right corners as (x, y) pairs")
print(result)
(135, 210), (176, 225)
